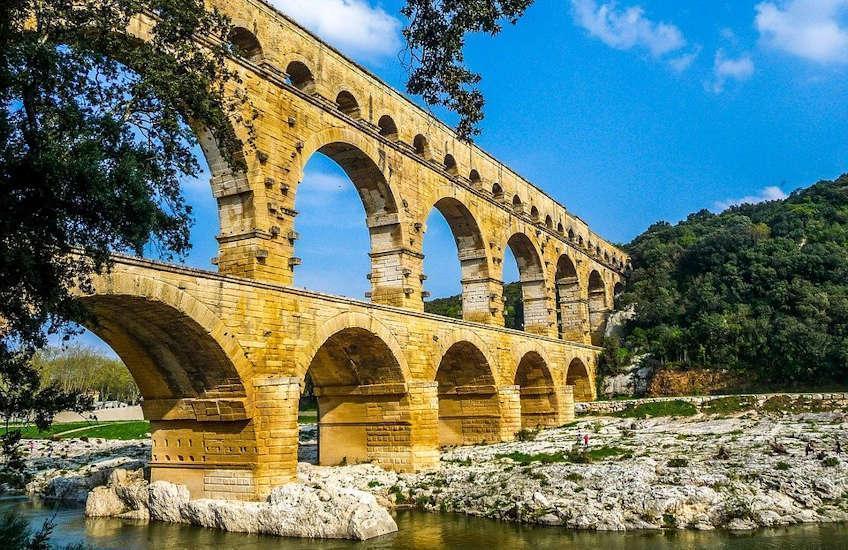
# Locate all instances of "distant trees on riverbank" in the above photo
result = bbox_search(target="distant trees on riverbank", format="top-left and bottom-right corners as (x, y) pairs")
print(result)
(33, 346), (139, 405)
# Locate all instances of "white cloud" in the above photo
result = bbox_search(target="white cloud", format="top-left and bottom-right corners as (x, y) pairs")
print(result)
(301, 170), (348, 193)
(708, 50), (755, 93)
(269, 0), (401, 61)
(570, 0), (687, 58)
(714, 186), (787, 211)
(668, 48), (700, 72)
(755, 0), (848, 64)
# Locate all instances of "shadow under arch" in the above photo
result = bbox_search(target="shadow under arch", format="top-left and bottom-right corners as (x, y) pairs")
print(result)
(566, 358), (594, 402)
(504, 232), (549, 334)
(298, 313), (419, 469)
(555, 254), (586, 343)
(76, 274), (253, 400)
(424, 196), (492, 323)
(588, 270), (608, 346)
(435, 340), (503, 446)
(295, 128), (409, 304)
(74, 273), (258, 496)
(514, 351), (560, 429)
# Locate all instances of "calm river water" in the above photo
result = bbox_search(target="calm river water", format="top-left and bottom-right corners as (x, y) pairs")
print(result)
(3, 498), (847, 549)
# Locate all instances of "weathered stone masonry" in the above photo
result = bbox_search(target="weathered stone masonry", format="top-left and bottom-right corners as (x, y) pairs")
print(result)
(79, 0), (628, 501)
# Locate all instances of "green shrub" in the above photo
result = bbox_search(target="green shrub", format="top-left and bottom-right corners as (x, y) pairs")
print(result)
(667, 458), (689, 468)
(701, 396), (756, 415)
(515, 427), (539, 442)
(615, 400), (697, 419)
(775, 461), (791, 471)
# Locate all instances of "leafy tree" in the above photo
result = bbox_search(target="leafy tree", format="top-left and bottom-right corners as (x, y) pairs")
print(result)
(0, 0), (248, 488)
(401, 0), (534, 139)
(32, 346), (140, 404)
(614, 175), (848, 388)
(0, 350), (91, 485)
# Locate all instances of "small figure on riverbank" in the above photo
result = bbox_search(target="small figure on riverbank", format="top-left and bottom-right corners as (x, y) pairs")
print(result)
(583, 434), (590, 448)
(806, 441), (814, 457)
(836, 439), (842, 454)
(715, 446), (729, 460)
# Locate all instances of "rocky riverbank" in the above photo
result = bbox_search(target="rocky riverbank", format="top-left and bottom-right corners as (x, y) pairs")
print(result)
(13, 404), (848, 534)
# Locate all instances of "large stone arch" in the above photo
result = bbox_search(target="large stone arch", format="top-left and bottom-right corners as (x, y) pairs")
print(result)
(78, 273), (253, 401)
(297, 313), (431, 470)
(423, 193), (495, 323)
(514, 350), (561, 429)
(75, 272), (260, 499)
(555, 254), (587, 343)
(296, 127), (412, 307)
(297, 312), (411, 383)
(434, 337), (506, 446)
(566, 357), (594, 402)
(503, 232), (551, 335)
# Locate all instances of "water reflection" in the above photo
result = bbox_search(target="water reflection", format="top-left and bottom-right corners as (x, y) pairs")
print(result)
(3, 498), (846, 549)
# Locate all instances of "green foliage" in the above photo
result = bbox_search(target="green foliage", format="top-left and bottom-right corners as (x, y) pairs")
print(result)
(58, 421), (150, 440)
(1, 421), (91, 439)
(33, 346), (139, 404)
(425, 282), (523, 329)
(497, 446), (626, 464)
(0, 352), (91, 481)
(0, 510), (73, 550)
(0, 0), (250, 373)
(1, 0), (250, 465)
(667, 458), (689, 468)
(597, 335), (634, 378)
(423, 296), (463, 320)
(775, 461), (791, 471)
(515, 427), (539, 442)
(401, 0), (533, 139)
(614, 400), (698, 418)
(701, 396), (756, 415)
(823, 457), (839, 467)
(613, 175), (848, 386)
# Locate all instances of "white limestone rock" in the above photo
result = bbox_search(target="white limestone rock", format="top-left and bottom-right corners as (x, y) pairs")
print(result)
(85, 468), (150, 520)
(148, 480), (190, 523)
(85, 476), (396, 541)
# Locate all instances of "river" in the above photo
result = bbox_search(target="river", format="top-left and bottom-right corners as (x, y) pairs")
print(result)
(3, 498), (848, 549)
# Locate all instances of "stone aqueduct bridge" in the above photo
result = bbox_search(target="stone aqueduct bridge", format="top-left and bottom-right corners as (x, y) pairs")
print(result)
(79, 0), (628, 500)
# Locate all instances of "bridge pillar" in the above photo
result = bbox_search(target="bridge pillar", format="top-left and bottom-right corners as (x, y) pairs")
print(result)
(216, 232), (294, 283)
(407, 381), (441, 469)
(520, 276), (555, 337)
(461, 278), (504, 325)
(369, 248), (424, 310)
(517, 385), (562, 429)
(588, 289), (610, 346)
(497, 385), (522, 440)
(314, 382), (438, 471)
(558, 385), (576, 424)
(437, 385), (503, 446)
(558, 276), (590, 343)
(252, 376), (302, 499)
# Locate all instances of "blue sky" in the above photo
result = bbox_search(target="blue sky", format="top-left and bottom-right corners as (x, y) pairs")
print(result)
(68, 0), (848, 353)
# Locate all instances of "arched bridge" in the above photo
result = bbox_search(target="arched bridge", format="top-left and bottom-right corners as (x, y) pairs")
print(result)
(79, 0), (628, 501)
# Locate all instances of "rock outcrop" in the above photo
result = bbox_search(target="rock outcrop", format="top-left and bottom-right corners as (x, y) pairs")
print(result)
(83, 470), (397, 541)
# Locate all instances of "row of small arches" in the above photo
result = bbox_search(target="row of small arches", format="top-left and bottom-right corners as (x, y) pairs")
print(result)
(225, 27), (626, 271)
